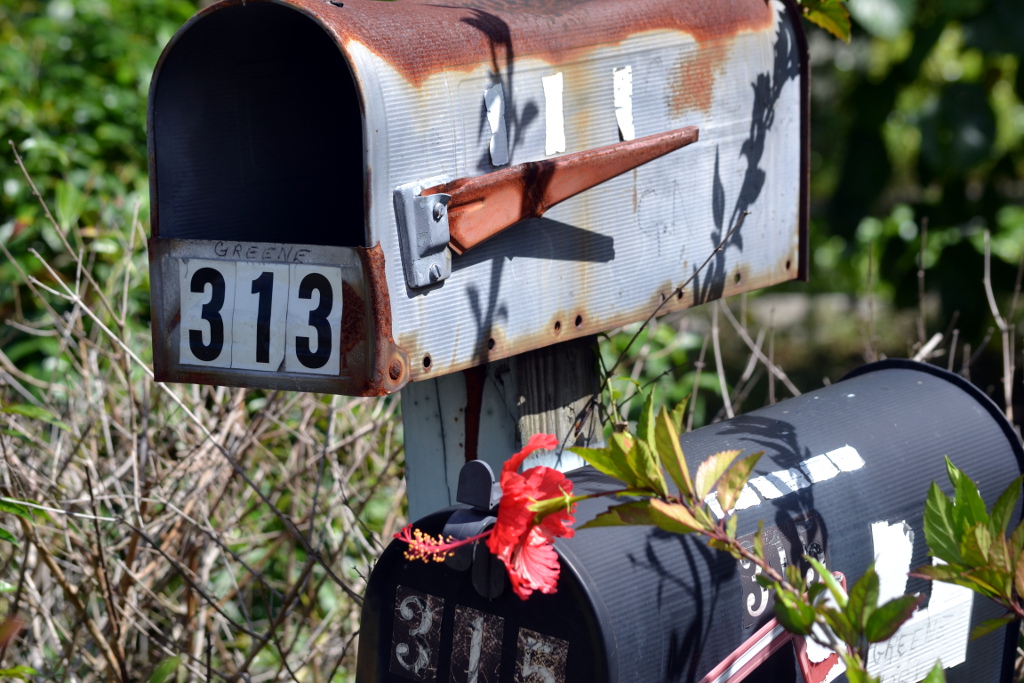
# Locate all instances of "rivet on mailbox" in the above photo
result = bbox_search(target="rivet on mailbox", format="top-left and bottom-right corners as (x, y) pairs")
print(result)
(147, 0), (808, 397)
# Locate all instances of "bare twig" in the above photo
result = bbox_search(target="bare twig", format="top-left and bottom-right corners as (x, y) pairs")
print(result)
(983, 232), (1014, 421)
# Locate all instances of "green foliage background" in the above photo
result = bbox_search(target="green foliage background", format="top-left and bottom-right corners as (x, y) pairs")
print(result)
(3, 0), (1024, 408)
(0, 0), (1022, 678)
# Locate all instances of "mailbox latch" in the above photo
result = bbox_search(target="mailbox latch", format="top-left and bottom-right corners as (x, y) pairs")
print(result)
(393, 176), (453, 290)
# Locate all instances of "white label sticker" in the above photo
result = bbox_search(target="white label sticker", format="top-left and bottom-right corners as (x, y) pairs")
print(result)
(285, 264), (343, 375)
(542, 72), (566, 156)
(231, 262), (289, 371)
(178, 258), (343, 376)
(613, 65), (635, 141)
(179, 258), (235, 368)
(867, 521), (974, 682)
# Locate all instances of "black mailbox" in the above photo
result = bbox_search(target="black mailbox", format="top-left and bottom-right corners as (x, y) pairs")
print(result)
(357, 360), (1023, 682)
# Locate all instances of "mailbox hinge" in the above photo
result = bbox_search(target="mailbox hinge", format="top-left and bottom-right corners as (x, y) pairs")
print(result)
(393, 176), (452, 290)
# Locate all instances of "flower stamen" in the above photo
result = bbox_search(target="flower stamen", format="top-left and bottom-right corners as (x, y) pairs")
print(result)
(394, 525), (492, 563)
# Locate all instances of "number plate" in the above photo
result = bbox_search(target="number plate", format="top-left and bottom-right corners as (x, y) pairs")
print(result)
(179, 258), (344, 375)
(149, 238), (407, 395)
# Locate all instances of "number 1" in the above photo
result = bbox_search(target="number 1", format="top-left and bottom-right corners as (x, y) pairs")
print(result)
(251, 271), (273, 364)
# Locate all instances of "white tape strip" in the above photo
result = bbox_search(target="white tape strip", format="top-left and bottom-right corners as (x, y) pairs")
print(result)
(542, 72), (566, 156)
(613, 65), (635, 141)
(485, 83), (509, 166)
(868, 522), (974, 682)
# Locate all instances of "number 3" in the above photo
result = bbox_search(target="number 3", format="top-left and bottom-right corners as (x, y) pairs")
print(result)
(188, 267), (226, 362)
(295, 272), (333, 369)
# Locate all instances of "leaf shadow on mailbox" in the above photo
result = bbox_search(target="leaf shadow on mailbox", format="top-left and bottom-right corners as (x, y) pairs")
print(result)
(147, 0), (809, 397)
(359, 362), (1024, 683)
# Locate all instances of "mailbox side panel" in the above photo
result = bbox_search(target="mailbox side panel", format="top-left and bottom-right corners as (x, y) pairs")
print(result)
(353, 0), (806, 382)
(558, 361), (1022, 682)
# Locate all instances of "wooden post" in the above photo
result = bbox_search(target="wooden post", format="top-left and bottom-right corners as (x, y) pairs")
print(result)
(401, 337), (602, 520)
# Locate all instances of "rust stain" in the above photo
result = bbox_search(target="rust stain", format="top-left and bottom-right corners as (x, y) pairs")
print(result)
(356, 244), (409, 395)
(671, 40), (730, 115)
(340, 280), (366, 364)
(188, 0), (774, 89)
(462, 364), (488, 462)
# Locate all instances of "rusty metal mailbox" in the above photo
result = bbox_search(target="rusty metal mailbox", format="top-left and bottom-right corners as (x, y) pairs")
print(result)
(148, 0), (809, 396)
(357, 361), (1023, 682)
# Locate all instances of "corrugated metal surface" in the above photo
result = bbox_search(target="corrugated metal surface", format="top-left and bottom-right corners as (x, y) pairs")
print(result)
(148, 0), (808, 395)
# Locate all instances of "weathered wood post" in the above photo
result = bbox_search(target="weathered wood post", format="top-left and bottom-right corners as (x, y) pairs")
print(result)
(402, 337), (600, 519)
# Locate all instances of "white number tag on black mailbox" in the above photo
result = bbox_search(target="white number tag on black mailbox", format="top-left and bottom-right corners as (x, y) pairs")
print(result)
(178, 258), (343, 375)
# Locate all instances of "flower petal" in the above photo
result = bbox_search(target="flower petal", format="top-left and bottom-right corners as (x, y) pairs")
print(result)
(503, 433), (560, 474)
(507, 528), (562, 600)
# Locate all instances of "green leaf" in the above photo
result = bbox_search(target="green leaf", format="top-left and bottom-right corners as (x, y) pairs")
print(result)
(912, 563), (965, 583)
(0, 499), (34, 521)
(807, 556), (848, 609)
(843, 660), (876, 683)
(1011, 519), (1024, 559)
(648, 499), (703, 535)
(920, 661), (946, 683)
(970, 614), (1015, 641)
(2, 404), (71, 432)
(608, 433), (643, 490)
(958, 569), (1002, 600)
(990, 474), (1023, 537)
(821, 606), (858, 645)
(914, 564), (1001, 599)
(569, 446), (636, 488)
(148, 656), (181, 683)
(847, 564), (878, 629)
(578, 501), (655, 530)
(708, 537), (745, 560)
(753, 520), (765, 561)
(969, 566), (1012, 601)
(55, 179), (86, 231)
(774, 590), (816, 635)
(801, 0), (852, 42)
(694, 450), (743, 501)
(944, 456), (963, 488)
(0, 528), (19, 547)
(786, 564), (809, 595)
(959, 523), (992, 567)
(716, 452), (763, 514)
(636, 389), (656, 446)
(924, 482), (962, 564)
(670, 398), (688, 435)
(952, 464), (990, 534)
(632, 439), (668, 498)
(654, 409), (695, 502)
(865, 593), (923, 643)
(725, 513), (738, 540)
(0, 666), (38, 681)
(989, 534), (1012, 575)
(1014, 547), (1024, 599)
(807, 581), (830, 604)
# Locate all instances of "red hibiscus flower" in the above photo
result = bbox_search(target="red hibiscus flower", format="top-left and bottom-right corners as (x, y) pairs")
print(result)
(486, 433), (576, 600)
(394, 434), (577, 600)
